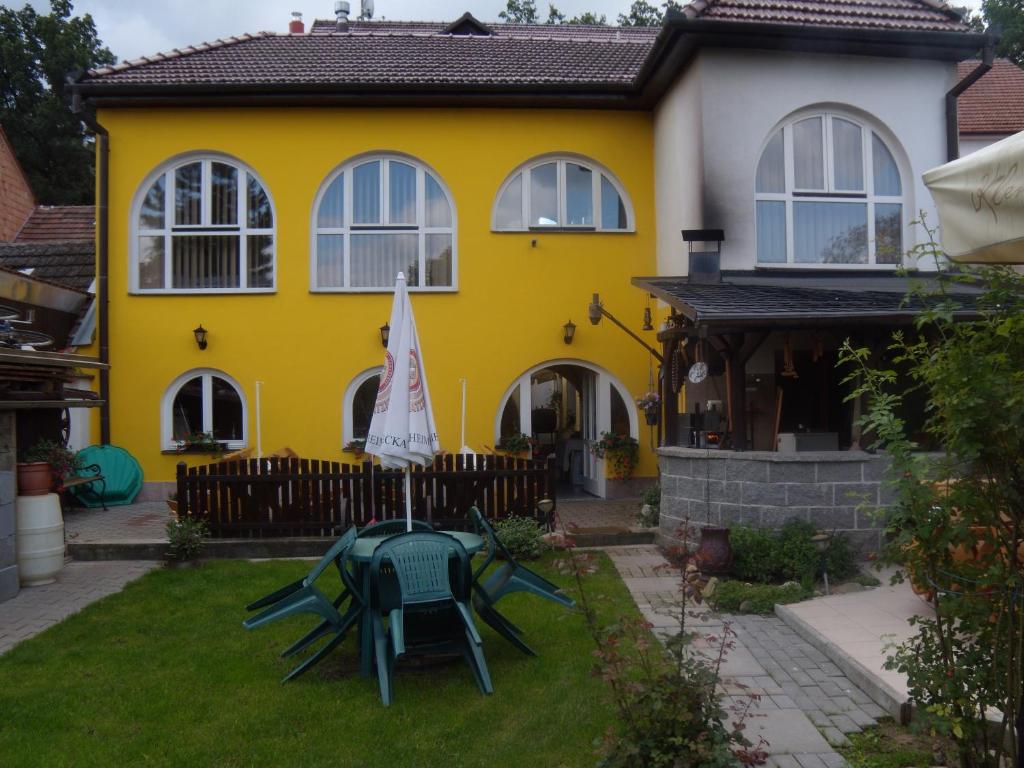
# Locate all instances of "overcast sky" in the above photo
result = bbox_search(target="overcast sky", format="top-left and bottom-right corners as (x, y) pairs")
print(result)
(26, 0), (985, 63)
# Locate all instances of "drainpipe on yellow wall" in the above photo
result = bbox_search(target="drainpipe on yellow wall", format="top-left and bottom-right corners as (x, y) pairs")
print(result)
(72, 93), (110, 445)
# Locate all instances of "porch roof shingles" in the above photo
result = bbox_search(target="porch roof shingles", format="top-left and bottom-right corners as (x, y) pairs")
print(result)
(685, 0), (970, 32)
(0, 242), (96, 293)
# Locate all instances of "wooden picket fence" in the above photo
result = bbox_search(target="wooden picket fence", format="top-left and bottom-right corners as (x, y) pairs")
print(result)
(175, 454), (557, 538)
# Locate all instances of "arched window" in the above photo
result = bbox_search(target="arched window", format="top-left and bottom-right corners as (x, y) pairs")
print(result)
(132, 154), (275, 292)
(492, 155), (633, 232)
(161, 369), (246, 450)
(755, 112), (905, 265)
(312, 154), (456, 290)
(343, 368), (383, 447)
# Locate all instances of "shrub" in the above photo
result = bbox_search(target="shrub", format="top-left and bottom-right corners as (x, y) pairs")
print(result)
(21, 438), (82, 478)
(709, 580), (811, 615)
(637, 483), (660, 527)
(165, 516), (209, 561)
(729, 521), (859, 584)
(728, 526), (780, 583)
(589, 432), (639, 478)
(493, 515), (545, 560)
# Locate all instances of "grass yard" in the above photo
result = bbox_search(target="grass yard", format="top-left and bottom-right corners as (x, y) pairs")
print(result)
(0, 553), (633, 768)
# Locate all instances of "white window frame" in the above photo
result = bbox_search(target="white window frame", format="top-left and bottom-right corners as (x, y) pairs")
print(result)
(161, 368), (247, 451)
(491, 153), (635, 233)
(342, 366), (383, 447)
(310, 153), (458, 293)
(130, 153), (277, 294)
(755, 111), (907, 268)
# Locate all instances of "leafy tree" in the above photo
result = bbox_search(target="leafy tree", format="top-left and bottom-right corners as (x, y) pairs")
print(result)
(0, 0), (114, 205)
(617, 0), (682, 27)
(569, 12), (608, 25)
(546, 4), (565, 24)
(499, 0), (539, 23)
(983, 0), (1024, 64)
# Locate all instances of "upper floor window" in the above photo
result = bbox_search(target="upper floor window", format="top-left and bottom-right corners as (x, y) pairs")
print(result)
(161, 368), (246, 450)
(755, 112), (905, 266)
(492, 155), (633, 232)
(133, 155), (275, 292)
(312, 154), (456, 291)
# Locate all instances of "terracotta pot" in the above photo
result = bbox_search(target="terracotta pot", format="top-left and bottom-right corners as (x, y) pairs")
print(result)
(696, 525), (733, 575)
(167, 499), (178, 515)
(16, 462), (53, 497)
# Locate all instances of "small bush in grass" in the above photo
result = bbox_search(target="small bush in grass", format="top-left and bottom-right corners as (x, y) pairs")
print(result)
(165, 516), (209, 561)
(728, 526), (779, 583)
(493, 515), (546, 560)
(709, 580), (811, 614)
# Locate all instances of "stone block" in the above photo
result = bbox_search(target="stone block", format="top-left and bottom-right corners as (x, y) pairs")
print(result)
(854, 506), (885, 530)
(678, 479), (707, 501)
(861, 457), (891, 482)
(720, 504), (756, 527)
(833, 483), (878, 506)
(0, 533), (14, 567)
(742, 481), (787, 506)
(786, 483), (833, 507)
(768, 461), (816, 483)
(877, 482), (899, 506)
(0, 563), (17, 603)
(762, 506), (808, 527)
(726, 458), (769, 483)
(816, 461), (864, 482)
(0, 470), (13, 506)
(0, 500), (12, 538)
(807, 506), (856, 529)
(663, 456), (692, 478)
(707, 480), (742, 505)
(661, 496), (690, 521)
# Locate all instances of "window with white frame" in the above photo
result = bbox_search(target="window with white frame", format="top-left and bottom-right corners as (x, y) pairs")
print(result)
(342, 368), (383, 447)
(162, 369), (246, 449)
(134, 155), (275, 292)
(755, 113), (905, 266)
(492, 155), (633, 231)
(312, 155), (455, 290)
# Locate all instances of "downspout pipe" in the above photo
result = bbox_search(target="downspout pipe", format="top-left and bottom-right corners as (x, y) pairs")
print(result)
(72, 92), (110, 445)
(946, 41), (995, 161)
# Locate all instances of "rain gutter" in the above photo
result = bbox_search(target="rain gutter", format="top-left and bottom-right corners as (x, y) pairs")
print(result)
(946, 41), (996, 161)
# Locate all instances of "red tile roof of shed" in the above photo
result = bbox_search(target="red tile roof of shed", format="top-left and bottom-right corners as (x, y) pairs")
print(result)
(958, 58), (1024, 135)
(684, 0), (968, 32)
(14, 206), (95, 243)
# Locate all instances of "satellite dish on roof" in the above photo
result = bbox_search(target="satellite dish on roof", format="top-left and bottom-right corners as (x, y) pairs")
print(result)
(360, 0), (374, 19)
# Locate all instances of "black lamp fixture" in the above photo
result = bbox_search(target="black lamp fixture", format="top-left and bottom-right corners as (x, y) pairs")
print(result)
(642, 306), (654, 331)
(562, 319), (576, 345)
(379, 322), (390, 348)
(192, 324), (208, 351)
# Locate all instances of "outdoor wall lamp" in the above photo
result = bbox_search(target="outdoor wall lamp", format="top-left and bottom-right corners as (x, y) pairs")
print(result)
(193, 324), (208, 351)
(562, 319), (576, 345)
(587, 293), (663, 361)
(642, 306), (654, 331)
(379, 323), (390, 348)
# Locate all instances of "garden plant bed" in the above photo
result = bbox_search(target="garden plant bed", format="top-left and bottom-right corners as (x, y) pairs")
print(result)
(0, 553), (632, 767)
(839, 720), (956, 768)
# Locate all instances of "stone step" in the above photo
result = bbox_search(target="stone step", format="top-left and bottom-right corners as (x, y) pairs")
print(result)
(565, 526), (657, 548)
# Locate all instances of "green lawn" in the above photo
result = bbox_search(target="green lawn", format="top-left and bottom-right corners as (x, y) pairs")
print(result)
(0, 553), (631, 768)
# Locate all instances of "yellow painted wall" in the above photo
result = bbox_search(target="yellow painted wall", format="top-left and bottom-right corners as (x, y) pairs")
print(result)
(99, 107), (658, 484)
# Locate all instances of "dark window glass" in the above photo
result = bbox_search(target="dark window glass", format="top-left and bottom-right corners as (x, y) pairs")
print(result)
(352, 375), (380, 440)
(172, 377), (203, 440)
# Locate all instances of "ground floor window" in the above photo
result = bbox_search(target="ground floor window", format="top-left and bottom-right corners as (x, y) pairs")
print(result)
(343, 367), (383, 449)
(161, 369), (246, 450)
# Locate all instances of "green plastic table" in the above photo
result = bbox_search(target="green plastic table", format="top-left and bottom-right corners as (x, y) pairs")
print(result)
(353, 530), (484, 676)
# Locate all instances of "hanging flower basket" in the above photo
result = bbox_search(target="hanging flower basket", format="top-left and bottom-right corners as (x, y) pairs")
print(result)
(636, 392), (661, 427)
(644, 405), (660, 426)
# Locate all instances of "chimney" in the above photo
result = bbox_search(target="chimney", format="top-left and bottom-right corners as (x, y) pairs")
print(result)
(335, 0), (350, 29)
(681, 229), (724, 284)
(288, 11), (304, 34)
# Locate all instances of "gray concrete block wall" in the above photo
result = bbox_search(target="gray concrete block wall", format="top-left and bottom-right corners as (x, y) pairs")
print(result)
(658, 447), (891, 555)
(0, 412), (18, 602)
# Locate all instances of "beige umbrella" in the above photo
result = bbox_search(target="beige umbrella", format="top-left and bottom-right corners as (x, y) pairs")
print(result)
(924, 131), (1024, 264)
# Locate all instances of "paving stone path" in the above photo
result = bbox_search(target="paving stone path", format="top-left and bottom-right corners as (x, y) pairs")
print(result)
(605, 545), (887, 767)
(0, 560), (157, 655)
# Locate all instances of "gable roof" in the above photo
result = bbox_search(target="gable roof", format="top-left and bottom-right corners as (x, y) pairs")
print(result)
(958, 58), (1024, 135)
(15, 206), (95, 243)
(75, 3), (988, 107)
(0, 241), (96, 293)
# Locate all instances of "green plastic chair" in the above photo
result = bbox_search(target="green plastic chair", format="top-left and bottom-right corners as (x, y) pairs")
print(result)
(369, 531), (492, 706)
(470, 507), (575, 656)
(70, 444), (143, 508)
(359, 519), (433, 537)
(244, 526), (363, 682)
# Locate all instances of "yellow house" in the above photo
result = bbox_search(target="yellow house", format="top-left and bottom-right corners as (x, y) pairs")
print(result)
(73, 14), (663, 499)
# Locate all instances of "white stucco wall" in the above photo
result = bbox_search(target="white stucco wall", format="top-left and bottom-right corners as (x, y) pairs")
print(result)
(959, 134), (1009, 156)
(654, 48), (958, 273)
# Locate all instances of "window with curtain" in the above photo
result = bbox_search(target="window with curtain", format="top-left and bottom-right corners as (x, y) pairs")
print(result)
(162, 370), (246, 449)
(755, 113), (905, 266)
(134, 156), (274, 292)
(343, 368), (384, 446)
(492, 156), (633, 232)
(313, 155), (455, 290)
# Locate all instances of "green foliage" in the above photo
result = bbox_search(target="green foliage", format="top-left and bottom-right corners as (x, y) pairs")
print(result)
(617, 0), (682, 26)
(0, 0), (115, 204)
(493, 515), (546, 559)
(496, 432), (534, 453)
(840, 721), (945, 768)
(165, 516), (209, 561)
(589, 431), (639, 478)
(982, 0), (1024, 64)
(709, 580), (811, 614)
(838, 234), (1024, 767)
(729, 521), (859, 584)
(568, 11), (608, 24)
(637, 482), (661, 526)
(499, 0), (539, 22)
(20, 438), (82, 478)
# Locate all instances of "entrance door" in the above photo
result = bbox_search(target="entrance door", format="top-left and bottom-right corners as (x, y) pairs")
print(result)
(580, 369), (604, 497)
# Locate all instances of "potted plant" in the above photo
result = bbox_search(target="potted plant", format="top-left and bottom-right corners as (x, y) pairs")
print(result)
(165, 515), (209, 569)
(496, 432), (535, 458)
(636, 391), (661, 426)
(174, 431), (226, 456)
(590, 431), (639, 479)
(343, 438), (366, 458)
(17, 439), (81, 496)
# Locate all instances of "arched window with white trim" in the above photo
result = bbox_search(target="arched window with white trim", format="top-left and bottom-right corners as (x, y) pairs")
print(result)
(492, 155), (634, 232)
(342, 367), (383, 447)
(312, 154), (456, 291)
(161, 369), (247, 450)
(133, 154), (275, 292)
(755, 111), (905, 265)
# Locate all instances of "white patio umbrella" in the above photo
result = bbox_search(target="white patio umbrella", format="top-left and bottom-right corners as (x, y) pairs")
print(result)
(924, 131), (1024, 264)
(364, 272), (441, 532)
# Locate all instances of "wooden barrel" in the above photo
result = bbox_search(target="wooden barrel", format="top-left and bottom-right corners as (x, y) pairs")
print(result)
(15, 493), (64, 586)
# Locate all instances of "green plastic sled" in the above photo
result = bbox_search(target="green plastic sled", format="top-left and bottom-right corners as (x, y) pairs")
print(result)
(70, 445), (143, 508)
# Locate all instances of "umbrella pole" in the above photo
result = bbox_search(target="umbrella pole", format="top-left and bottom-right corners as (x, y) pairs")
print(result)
(404, 467), (413, 532)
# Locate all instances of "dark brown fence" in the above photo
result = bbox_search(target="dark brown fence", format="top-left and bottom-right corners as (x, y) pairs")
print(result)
(175, 454), (557, 538)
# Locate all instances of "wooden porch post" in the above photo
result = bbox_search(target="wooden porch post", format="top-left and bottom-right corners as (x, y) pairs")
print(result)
(661, 336), (679, 447)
